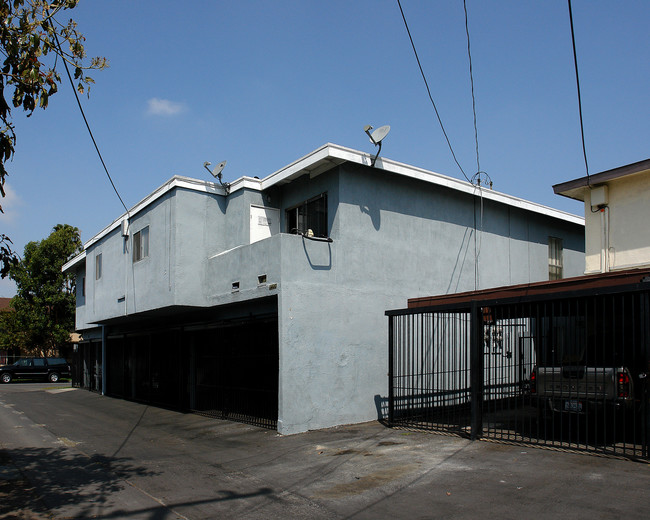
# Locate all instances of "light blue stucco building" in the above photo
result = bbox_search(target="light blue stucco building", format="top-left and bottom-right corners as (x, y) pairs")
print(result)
(63, 143), (585, 434)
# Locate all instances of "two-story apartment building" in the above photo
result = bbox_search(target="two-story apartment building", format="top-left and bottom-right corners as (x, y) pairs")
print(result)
(64, 143), (584, 434)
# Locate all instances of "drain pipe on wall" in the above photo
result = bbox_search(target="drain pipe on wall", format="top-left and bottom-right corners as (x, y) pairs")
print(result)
(600, 206), (610, 273)
(101, 324), (107, 395)
(590, 185), (610, 273)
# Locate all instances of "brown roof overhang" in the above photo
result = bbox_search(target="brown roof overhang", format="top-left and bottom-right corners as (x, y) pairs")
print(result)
(405, 267), (650, 310)
(553, 158), (650, 202)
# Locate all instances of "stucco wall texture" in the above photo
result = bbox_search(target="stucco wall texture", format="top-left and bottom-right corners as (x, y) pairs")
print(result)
(584, 173), (650, 274)
(73, 159), (584, 434)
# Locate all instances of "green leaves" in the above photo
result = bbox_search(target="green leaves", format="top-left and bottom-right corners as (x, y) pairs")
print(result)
(0, 233), (17, 279)
(0, 0), (107, 209)
(2, 224), (81, 355)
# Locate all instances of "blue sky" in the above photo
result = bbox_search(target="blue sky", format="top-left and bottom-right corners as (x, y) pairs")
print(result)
(0, 0), (648, 296)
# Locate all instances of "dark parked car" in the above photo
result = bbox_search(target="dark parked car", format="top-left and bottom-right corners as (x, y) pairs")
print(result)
(0, 357), (71, 383)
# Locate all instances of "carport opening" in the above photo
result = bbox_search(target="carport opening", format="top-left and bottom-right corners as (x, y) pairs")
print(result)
(104, 314), (279, 430)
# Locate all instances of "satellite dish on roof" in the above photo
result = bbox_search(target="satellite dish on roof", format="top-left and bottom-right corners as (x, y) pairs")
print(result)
(363, 124), (391, 166)
(204, 160), (227, 179)
(203, 160), (230, 194)
(368, 125), (390, 145)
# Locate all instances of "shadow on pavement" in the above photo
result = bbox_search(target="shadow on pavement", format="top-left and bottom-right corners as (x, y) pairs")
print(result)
(1, 446), (156, 518)
(1, 446), (280, 519)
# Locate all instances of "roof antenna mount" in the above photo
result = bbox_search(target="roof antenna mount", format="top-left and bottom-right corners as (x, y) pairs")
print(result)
(203, 160), (230, 194)
(364, 124), (391, 167)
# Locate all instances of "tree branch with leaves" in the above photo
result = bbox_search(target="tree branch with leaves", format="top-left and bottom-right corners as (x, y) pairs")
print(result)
(0, 0), (106, 275)
(3, 223), (82, 356)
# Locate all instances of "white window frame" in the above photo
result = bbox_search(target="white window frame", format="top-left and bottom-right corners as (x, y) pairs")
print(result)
(132, 226), (149, 263)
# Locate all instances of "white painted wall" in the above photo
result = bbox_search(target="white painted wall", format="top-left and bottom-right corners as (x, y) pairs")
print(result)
(584, 172), (650, 273)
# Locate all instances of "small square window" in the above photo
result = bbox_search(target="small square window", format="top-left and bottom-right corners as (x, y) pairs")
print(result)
(133, 226), (149, 263)
(95, 253), (102, 280)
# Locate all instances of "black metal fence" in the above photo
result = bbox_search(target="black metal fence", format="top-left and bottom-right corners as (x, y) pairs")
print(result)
(387, 283), (650, 460)
(72, 341), (102, 392)
(102, 317), (279, 430)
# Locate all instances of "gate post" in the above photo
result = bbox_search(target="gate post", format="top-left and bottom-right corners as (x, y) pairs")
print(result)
(388, 315), (395, 425)
(642, 290), (650, 459)
(470, 301), (484, 440)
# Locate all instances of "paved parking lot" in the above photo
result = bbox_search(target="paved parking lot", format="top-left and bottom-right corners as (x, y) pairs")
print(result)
(0, 382), (648, 519)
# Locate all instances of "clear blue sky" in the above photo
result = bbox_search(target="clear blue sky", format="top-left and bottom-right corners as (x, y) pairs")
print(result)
(1, 0), (648, 296)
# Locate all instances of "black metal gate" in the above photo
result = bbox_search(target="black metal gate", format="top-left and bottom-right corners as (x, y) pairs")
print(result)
(187, 318), (278, 429)
(104, 316), (278, 430)
(72, 340), (102, 392)
(387, 284), (650, 460)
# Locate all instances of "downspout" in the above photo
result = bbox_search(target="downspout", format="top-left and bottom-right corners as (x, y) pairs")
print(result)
(101, 324), (107, 395)
(600, 206), (610, 273)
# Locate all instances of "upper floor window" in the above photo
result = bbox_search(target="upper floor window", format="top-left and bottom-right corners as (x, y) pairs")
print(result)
(95, 253), (102, 280)
(286, 193), (328, 238)
(133, 226), (149, 263)
(548, 236), (563, 280)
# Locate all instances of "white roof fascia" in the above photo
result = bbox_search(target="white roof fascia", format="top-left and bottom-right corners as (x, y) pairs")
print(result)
(377, 155), (585, 225)
(228, 176), (263, 192)
(80, 144), (583, 254)
(258, 143), (584, 226)
(62, 250), (86, 273)
(83, 176), (227, 250)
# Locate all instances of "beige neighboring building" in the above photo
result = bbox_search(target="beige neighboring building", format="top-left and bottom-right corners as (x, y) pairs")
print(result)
(554, 158), (650, 275)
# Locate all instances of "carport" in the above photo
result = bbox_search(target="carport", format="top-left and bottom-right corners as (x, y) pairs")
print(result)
(386, 268), (650, 460)
(91, 297), (279, 429)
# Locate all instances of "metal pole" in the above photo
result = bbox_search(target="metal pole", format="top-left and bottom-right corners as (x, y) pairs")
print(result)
(470, 301), (484, 440)
(388, 315), (395, 425)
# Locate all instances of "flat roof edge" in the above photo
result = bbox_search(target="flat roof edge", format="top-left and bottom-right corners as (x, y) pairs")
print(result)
(62, 250), (86, 273)
(82, 176), (227, 250)
(260, 143), (583, 225)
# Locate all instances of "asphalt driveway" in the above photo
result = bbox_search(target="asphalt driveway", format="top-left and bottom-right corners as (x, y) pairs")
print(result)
(0, 382), (648, 519)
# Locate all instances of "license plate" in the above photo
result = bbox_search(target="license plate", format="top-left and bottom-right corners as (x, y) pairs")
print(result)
(564, 399), (582, 412)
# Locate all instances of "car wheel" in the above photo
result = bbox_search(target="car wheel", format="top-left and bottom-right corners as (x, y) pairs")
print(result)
(1, 372), (12, 383)
(48, 372), (60, 383)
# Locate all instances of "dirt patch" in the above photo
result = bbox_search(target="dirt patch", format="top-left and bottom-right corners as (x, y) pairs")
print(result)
(313, 464), (417, 498)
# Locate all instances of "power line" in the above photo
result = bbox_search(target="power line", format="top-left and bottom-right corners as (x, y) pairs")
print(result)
(463, 0), (480, 174)
(396, 0), (471, 183)
(567, 0), (590, 180)
(51, 27), (130, 217)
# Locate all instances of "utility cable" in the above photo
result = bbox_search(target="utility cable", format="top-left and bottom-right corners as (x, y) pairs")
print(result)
(51, 27), (130, 217)
(567, 0), (590, 182)
(396, 0), (471, 183)
(463, 0), (480, 175)
(462, 0), (484, 291)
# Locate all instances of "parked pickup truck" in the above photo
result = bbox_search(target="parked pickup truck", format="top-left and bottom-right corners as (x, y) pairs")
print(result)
(0, 357), (71, 383)
(531, 365), (635, 417)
